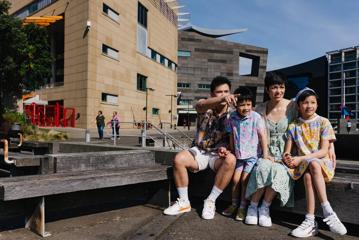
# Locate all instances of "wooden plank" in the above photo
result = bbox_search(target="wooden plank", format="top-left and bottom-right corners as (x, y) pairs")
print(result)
(0, 166), (169, 201)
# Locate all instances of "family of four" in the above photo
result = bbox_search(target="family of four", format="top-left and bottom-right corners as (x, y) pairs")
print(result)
(163, 74), (347, 238)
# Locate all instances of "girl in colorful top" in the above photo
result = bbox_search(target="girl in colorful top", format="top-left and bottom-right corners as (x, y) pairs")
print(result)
(221, 87), (268, 221)
(283, 88), (347, 238)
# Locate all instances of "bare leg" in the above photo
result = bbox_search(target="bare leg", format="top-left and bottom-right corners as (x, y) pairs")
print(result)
(309, 162), (328, 203)
(304, 171), (315, 214)
(173, 150), (198, 187)
(250, 187), (265, 203)
(213, 153), (236, 190)
(263, 187), (276, 203)
(232, 170), (242, 203)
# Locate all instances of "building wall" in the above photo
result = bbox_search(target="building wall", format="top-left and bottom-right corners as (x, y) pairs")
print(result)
(10, 0), (178, 128)
(177, 31), (268, 110)
(327, 46), (359, 123)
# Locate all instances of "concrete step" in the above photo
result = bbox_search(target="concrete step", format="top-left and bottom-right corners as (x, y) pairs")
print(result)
(45, 150), (155, 173)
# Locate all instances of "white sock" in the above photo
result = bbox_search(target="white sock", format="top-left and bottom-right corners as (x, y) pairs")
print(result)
(321, 201), (334, 218)
(261, 200), (271, 208)
(207, 186), (223, 202)
(239, 200), (247, 209)
(305, 213), (315, 223)
(232, 198), (239, 207)
(250, 201), (259, 209)
(177, 187), (189, 202)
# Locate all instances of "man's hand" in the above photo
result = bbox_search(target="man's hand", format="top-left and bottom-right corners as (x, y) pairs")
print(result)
(218, 147), (230, 158)
(283, 152), (292, 166)
(223, 94), (240, 107)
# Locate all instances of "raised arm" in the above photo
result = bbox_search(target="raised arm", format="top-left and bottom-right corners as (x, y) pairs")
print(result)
(195, 94), (239, 113)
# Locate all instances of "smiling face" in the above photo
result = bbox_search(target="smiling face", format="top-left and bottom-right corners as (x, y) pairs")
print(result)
(236, 100), (252, 117)
(266, 84), (285, 102)
(298, 95), (318, 119)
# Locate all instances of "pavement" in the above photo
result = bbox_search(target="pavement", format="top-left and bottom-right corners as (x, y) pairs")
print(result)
(1, 200), (358, 240)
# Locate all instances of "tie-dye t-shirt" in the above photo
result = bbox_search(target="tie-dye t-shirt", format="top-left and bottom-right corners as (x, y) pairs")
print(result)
(286, 115), (336, 182)
(287, 115), (336, 157)
(225, 111), (265, 159)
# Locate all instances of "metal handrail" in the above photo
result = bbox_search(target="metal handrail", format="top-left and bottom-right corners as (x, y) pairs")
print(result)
(1, 139), (14, 165)
(175, 128), (193, 142)
(151, 124), (187, 149)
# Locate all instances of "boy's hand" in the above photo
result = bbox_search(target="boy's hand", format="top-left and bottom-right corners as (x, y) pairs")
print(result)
(218, 147), (229, 157)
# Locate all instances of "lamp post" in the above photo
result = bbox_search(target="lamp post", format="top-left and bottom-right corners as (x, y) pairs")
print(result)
(142, 87), (154, 147)
(165, 94), (177, 128)
(187, 100), (191, 130)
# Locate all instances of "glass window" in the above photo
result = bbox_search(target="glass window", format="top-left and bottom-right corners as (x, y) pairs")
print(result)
(102, 44), (119, 59)
(329, 88), (341, 95)
(178, 50), (191, 57)
(329, 64), (341, 72)
(329, 80), (341, 88)
(137, 74), (147, 91)
(179, 99), (192, 105)
(177, 83), (190, 88)
(344, 50), (356, 62)
(138, 2), (148, 28)
(343, 62), (356, 70)
(13, 0), (57, 19)
(198, 84), (210, 89)
(137, 24), (147, 54)
(152, 108), (159, 115)
(345, 78), (356, 86)
(329, 72), (341, 80)
(103, 3), (119, 22)
(101, 93), (118, 104)
(345, 95), (356, 103)
(344, 70), (356, 78)
(329, 96), (341, 103)
(329, 104), (340, 111)
(330, 53), (341, 64)
(151, 49), (157, 60)
(345, 87), (356, 94)
(329, 112), (340, 119)
(160, 55), (165, 65)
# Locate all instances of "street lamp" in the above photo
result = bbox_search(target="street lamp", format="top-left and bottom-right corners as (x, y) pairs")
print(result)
(142, 87), (154, 147)
(165, 94), (177, 128)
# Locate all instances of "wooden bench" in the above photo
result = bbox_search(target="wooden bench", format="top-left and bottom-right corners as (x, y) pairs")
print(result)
(0, 149), (171, 237)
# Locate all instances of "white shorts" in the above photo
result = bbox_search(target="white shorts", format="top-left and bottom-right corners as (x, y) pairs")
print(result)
(189, 146), (219, 172)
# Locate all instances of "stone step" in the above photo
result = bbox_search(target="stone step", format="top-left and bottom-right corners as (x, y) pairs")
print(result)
(44, 150), (155, 174)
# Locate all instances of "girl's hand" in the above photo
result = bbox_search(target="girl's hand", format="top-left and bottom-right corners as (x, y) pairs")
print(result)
(328, 146), (336, 169)
(218, 147), (229, 158)
(265, 155), (275, 162)
(283, 152), (292, 166)
(288, 156), (302, 169)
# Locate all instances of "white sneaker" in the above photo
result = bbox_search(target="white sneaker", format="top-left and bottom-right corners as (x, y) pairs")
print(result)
(258, 206), (272, 227)
(163, 198), (191, 216)
(291, 219), (318, 238)
(202, 199), (216, 220)
(323, 213), (347, 235)
(245, 205), (258, 225)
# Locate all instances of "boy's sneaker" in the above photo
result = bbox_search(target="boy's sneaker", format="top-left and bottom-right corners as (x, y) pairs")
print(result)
(202, 199), (216, 220)
(235, 208), (246, 221)
(245, 205), (258, 225)
(323, 213), (347, 235)
(291, 219), (318, 238)
(163, 198), (191, 216)
(222, 204), (237, 217)
(258, 206), (272, 227)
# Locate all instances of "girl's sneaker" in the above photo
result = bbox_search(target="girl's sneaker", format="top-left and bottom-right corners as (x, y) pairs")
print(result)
(323, 212), (347, 235)
(291, 219), (318, 238)
(221, 204), (237, 217)
(235, 208), (246, 221)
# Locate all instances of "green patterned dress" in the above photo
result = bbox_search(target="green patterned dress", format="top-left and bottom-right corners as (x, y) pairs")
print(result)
(245, 101), (297, 207)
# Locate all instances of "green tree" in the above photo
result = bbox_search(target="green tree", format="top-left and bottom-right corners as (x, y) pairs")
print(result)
(0, 0), (52, 119)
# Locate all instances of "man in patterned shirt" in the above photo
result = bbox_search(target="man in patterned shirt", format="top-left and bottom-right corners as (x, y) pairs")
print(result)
(163, 76), (237, 220)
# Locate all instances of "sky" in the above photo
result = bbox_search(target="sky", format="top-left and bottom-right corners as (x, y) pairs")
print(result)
(178, 0), (359, 70)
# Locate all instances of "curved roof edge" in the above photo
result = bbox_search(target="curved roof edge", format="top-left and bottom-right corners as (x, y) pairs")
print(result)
(179, 23), (247, 38)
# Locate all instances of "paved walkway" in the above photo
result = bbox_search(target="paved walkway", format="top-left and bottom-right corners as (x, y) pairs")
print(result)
(1, 203), (358, 240)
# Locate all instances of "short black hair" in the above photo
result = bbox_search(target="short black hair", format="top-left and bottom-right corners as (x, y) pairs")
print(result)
(234, 86), (253, 103)
(210, 76), (231, 93)
(296, 90), (319, 104)
(265, 72), (286, 89)
(98, 110), (102, 114)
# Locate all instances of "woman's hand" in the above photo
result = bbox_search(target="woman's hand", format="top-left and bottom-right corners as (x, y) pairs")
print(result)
(288, 156), (302, 169)
(264, 155), (275, 162)
(218, 147), (229, 158)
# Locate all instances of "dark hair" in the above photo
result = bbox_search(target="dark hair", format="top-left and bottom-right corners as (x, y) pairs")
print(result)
(98, 111), (102, 114)
(265, 72), (286, 89)
(296, 90), (319, 104)
(210, 76), (231, 93)
(234, 86), (253, 103)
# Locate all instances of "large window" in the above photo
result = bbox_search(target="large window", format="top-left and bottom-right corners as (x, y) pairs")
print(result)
(138, 2), (148, 28)
(137, 74), (147, 91)
(178, 50), (191, 57)
(101, 93), (118, 104)
(177, 83), (190, 88)
(102, 44), (119, 60)
(103, 3), (119, 22)
(152, 108), (159, 115)
(13, 0), (57, 19)
(198, 84), (210, 89)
